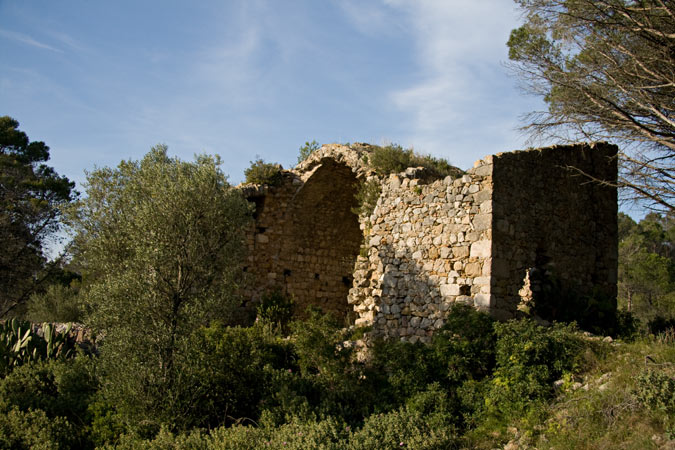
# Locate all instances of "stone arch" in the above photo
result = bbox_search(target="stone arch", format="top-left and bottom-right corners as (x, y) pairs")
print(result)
(280, 158), (363, 321)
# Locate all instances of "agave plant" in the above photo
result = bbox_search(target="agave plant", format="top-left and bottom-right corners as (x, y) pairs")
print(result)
(0, 319), (75, 376)
(1, 319), (37, 371)
(42, 322), (73, 359)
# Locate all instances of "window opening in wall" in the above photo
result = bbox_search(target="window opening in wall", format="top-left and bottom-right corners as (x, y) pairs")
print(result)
(460, 285), (471, 296)
(250, 196), (265, 220)
(283, 269), (292, 277)
(314, 273), (320, 280)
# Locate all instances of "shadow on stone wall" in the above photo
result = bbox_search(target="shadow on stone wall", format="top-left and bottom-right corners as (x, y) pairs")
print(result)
(358, 242), (460, 343)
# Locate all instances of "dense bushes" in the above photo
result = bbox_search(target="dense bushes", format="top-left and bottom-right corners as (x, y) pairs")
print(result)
(2, 303), (672, 448)
(485, 321), (584, 419)
(188, 322), (297, 429)
(244, 158), (283, 185)
(26, 283), (84, 323)
(367, 144), (462, 179)
(0, 356), (98, 448)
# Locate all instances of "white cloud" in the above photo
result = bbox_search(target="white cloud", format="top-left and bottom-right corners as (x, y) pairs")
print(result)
(340, 0), (535, 166)
(0, 28), (63, 52)
(335, 0), (408, 36)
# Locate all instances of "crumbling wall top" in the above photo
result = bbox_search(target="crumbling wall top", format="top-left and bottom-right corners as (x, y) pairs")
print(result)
(293, 143), (376, 181)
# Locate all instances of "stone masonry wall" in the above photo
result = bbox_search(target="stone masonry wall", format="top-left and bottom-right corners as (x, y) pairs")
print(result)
(241, 145), (371, 321)
(241, 142), (618, 341)
(348, 159), (494, 343)
(489, 143), (618, 320)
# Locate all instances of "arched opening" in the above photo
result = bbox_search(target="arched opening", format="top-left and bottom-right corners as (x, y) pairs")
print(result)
(281, 159), (362, 322)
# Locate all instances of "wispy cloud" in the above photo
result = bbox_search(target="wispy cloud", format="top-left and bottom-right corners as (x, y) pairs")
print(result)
(0, 28), (62, 52)
(335, 0), (407, 37)
(43, 29), (88, 53)
(339, 0), (533, 166)
(390, 1), (523, 152)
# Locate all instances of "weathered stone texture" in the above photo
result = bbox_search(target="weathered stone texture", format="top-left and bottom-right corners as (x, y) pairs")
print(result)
(347, 159), (494, 343)
(489, 143), (618, 319)
(240, 142), (618, 342)
(241, 145), (371, 320)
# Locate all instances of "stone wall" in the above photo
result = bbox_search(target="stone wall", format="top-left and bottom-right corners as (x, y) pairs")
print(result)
(240, 142), (618, 340)
(489, 143), (618, 320)
(241, 145), (372, 320)
(347, 160), (494, 342)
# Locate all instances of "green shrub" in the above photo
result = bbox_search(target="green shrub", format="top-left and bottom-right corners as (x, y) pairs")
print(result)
(367, 144), (462, 179)
(257, 290), (294, 333)
(0, 407), (76, 449)
(486, 320), (584, 418)
(244, 158), (283, 186)
(298, 140), (320, 164)
(241, 417), (348, 450)
(367, 305), (496, 414)
(636, 369), (675, 414)
(430, 304), (496, 385)
(288, 310), (378, 425)
(88, 396), (127, 448)
(0, 357), (98, 448)
(414, 154), (463, 179)
(349, 405), (459, 450)
(26, 282), (84, 323)
(369, 144), (414, 175)
(187, 322), (297, 429)
(351, 178), (382, 218)
(107, 418), (351, 450)
(368, 339), (436, 410)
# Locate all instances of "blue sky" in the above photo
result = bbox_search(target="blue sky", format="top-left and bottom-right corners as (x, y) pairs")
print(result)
(1, 0), (543, 188)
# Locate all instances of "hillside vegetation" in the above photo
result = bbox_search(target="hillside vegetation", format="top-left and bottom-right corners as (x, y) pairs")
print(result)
(1, 305), (673, 449)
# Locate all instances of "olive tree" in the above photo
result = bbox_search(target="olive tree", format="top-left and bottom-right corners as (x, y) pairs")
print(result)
(68, 146), (251, 430)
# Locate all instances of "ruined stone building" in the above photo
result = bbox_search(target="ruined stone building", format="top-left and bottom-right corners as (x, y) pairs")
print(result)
(240, 143), (618, 342)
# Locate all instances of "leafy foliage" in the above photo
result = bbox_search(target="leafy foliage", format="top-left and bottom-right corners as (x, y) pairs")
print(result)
(6, 302), (674, 448)
(485, 320), (584, 418)
(67, 146), (252, 431)
(0, 407), (75, 449)
(508, 0), (675, 211)
(187, 322), (296, 429)
(26, 281), (84, 323)
(287, 310), (377, 425)
(351, 178), (382, 218)
(298, 140), (320, 164)
(367, 144), (462, 179)
(0, 357), (98, 448)
(636, 369), (675, 415)
(618, 212), (675, 327)
(0, 319), (75, 376)
(256, 290), (295, 332)
(244, 157), (283, 186)
(0, 116), (76, 318)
